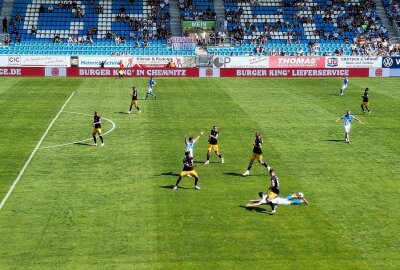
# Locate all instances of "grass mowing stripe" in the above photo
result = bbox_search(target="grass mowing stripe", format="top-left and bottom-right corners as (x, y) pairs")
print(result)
(0, 92), (75, 211)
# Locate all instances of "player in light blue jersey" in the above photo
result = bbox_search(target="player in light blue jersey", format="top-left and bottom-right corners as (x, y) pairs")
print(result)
(246, 192), (309, 207)
(144, 76), (157, 100)
(336, 110), (362, 143)
(185, 131), (204, 159)
(339, 76), (349, 96)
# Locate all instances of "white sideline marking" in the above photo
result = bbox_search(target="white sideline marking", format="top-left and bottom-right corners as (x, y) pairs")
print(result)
(0, 92), (75, 211)
(38, 112), (116, 149)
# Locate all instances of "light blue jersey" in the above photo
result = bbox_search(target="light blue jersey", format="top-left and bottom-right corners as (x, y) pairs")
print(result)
(342, 114), (354, 125)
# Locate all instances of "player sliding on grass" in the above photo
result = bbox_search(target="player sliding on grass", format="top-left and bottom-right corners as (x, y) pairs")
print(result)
(92, 111), (104, 147)
(246, 191), (309, 207)
(243, 131), (270, 176)
(204, 125), (224, 164)
(173, 151), (201, 190)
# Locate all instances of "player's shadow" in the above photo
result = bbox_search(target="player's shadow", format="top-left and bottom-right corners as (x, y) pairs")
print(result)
(320, 139), (345, 143)
(160, 185), (190, 190)
(224, 172), (254, 177)
(73, 142), (92, 146)
(239, 205), (267, 213)
(159, 171), (180, 177)
(116, 111), (129, 115)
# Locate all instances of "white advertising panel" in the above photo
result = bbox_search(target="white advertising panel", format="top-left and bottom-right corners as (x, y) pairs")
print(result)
(76, 56), (186, 68)
(199, 68), (220, 77)
(326, 56), (382, 68)
(45, 67), (67, 77)
(212, 56), (269, 68)
(20, 56), (69, 67)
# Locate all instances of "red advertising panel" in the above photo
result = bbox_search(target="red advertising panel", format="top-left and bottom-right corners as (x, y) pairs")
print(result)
(220, 68), (369, 77)
(67, 68), (199, 77)
(269, 56), (325, 68)
(0, 67), (45, 76)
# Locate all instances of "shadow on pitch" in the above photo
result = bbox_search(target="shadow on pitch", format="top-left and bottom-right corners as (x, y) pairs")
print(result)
(160, 185), (191, 190)
(224, 172), (255, 177)
(159, 171), (180, 177)
(320, 139), (345, 143)
(239, 205), (267, 214)
(116, 111), (129, 115)
(74, 142), (93, 146)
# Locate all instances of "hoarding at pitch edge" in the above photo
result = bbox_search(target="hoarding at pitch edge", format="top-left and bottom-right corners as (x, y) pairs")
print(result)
(0, 67), (45, 76)
(66, 68), (200, 77)
(220, 68), (370, 77)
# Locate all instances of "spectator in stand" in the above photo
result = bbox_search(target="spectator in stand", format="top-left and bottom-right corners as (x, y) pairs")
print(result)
(31, 25), (37, 34)
(48, 5), (54, 13)
(39, 4), (45, 13)
(2, 17), (7, 32)
(54, 34), (61, 43)
(14, 34), (21, 43)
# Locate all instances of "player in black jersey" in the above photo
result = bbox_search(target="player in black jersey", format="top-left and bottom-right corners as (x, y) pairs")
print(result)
(204, 125), (224, 164)
(127, 86), (141, 114)
(173, 151), (201, 190)
(360, 87), (371, 113)
(92, 111), (104, 146)
(266, 168), (280, 214)
(243, 131), (270, 176)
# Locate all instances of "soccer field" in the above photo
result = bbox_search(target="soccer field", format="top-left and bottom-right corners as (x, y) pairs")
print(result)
(0, 77), (399, 270)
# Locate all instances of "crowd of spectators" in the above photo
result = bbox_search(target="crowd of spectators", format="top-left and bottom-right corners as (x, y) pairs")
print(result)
(384, 0), (399, 25)
(179, 0), (216, 20)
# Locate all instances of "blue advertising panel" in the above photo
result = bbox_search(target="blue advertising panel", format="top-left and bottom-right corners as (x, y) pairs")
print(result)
(382, 57), (400, 69)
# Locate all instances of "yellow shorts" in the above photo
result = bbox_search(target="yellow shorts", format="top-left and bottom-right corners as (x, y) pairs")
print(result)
(131, 100), (138, 105)
(118, 70), (124, 75)
(207, 144), (219, 152)
(93, 128), (102, 134)
(180, 170), (198, 178)
(361, 101), (369, 107)
(251, 153), (263, 160)
(267, 191), (278, 199)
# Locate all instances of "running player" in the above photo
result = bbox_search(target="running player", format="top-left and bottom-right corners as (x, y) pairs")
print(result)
(173, 151), (201, 190)
(185, 131), (204, 159)
(144, 76), (157, 100)
(265, 168), (280, 214)
(204, 125), (224, 164)
(361, 87), (371, 113)
(92, 111), (104, 146)
(243, 131), (270, 176)
(339, 76), (349, 96)
(336, 110), (362, 144)
(127, 86), (141, 114)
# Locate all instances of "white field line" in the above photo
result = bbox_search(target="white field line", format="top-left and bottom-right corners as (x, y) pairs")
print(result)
(0, 92), (75, 211)
(38, 112), (116, 149)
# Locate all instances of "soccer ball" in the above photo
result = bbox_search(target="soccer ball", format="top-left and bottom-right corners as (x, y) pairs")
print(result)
(297, 192), (304, 198)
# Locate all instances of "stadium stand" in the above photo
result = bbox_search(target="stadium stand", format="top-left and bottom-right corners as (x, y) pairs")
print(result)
(0, 0), (399, 57)
(382, 0), (399, 24)
(1, 0), (195, 56)
(179, 0), (216, 20)
(209, 0), (394, 56)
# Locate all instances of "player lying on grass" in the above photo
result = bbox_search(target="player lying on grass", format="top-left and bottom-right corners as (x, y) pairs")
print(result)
(246, 192), (309, 207)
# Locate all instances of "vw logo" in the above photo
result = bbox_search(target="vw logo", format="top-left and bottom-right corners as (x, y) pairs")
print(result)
(382, 57), (393, 67)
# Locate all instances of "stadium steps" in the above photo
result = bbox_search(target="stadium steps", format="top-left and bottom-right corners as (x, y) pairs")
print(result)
(169, 0), (182, 36)
(214, 0), (226, 22)
(0, 0), (14, 18)
(374, 0), (398, 37)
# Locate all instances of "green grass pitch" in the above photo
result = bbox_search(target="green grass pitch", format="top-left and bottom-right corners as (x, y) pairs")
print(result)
(0, 77), (399, 270)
